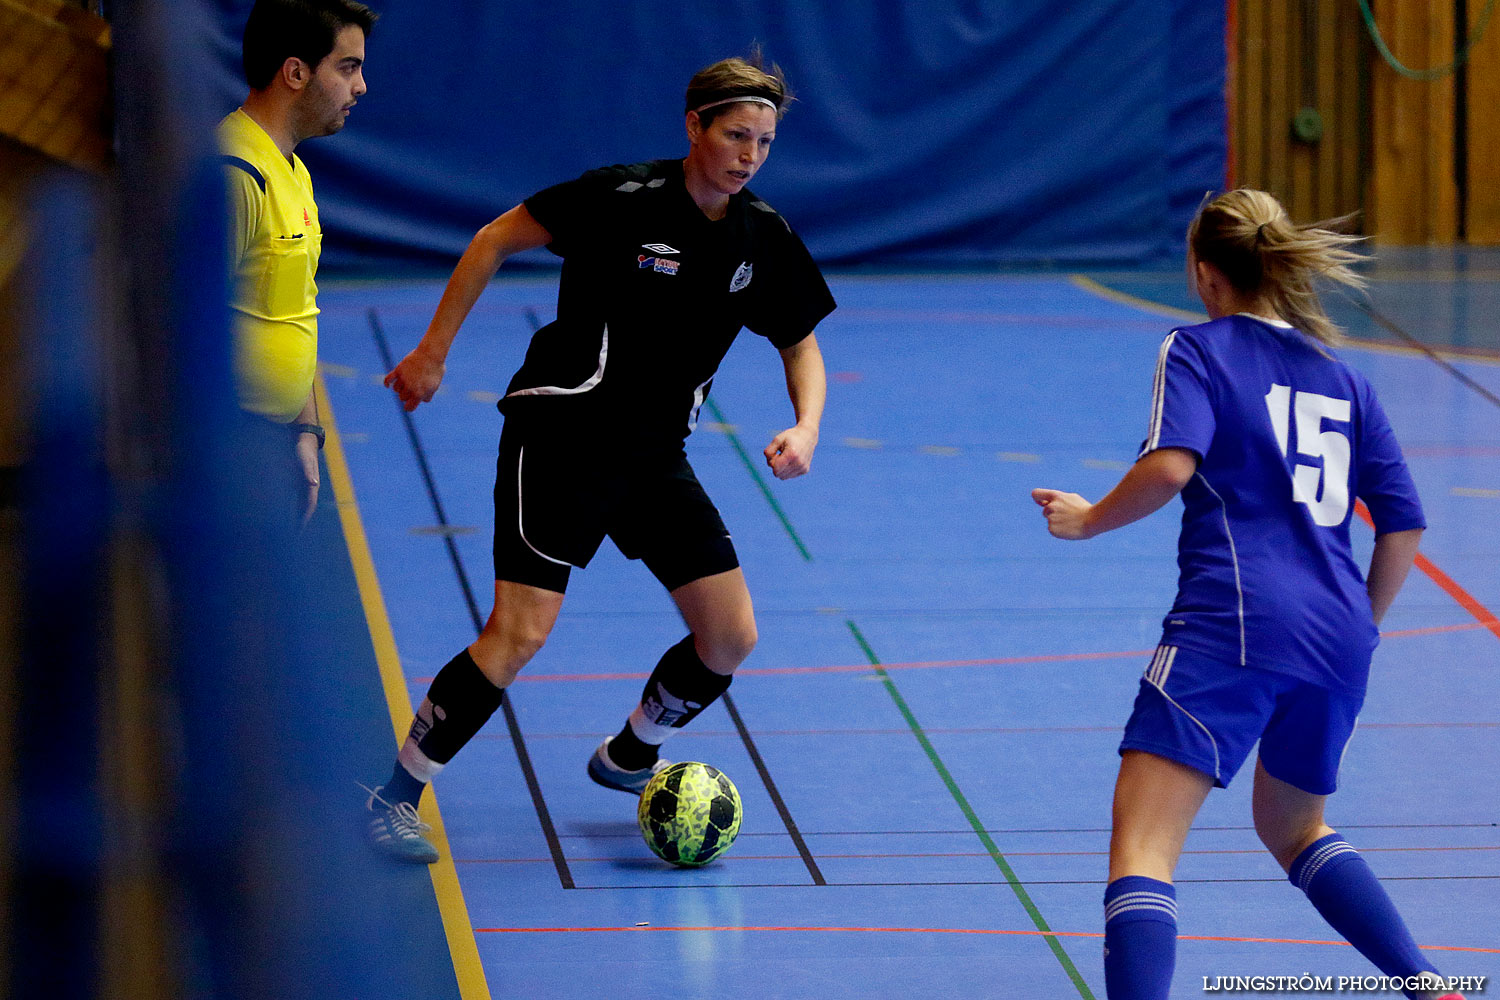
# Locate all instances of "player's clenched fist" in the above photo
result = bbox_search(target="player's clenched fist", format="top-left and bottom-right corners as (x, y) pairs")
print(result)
(764, 424), (817, 480)
(1031, 487), (1096, 540)
(384, 347), (446, 412)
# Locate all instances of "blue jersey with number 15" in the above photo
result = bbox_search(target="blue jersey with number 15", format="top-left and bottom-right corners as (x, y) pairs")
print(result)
(1141, 314), (1425, 693)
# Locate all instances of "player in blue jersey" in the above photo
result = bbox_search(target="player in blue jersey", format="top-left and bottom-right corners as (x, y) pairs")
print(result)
(1032, 190), (1464, 1000)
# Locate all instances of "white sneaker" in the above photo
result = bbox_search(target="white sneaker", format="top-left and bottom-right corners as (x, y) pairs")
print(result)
(360, 783), (439, 864)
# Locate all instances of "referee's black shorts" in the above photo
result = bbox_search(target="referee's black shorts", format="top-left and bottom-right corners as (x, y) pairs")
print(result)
(492, 418), (739, 594)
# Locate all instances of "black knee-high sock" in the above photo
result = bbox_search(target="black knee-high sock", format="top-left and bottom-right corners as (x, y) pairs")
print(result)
(385, 648), (504, 806)
(610, 635), (732, 770)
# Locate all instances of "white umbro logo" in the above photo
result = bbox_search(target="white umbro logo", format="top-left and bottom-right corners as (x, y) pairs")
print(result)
(641, 243), (679, 254)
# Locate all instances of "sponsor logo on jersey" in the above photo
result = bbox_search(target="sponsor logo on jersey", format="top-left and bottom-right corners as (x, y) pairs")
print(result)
(641, 243), (679, 254)
(638, 255), (680, 275)
(729, 261), (752, 293)
(303, 207), (311, 227)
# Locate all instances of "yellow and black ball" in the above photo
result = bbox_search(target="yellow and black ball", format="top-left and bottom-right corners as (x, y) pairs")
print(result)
(637, 762), (742, 867)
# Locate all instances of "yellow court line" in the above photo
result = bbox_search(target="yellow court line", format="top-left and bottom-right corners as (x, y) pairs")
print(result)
(317, 374), (493, 1000)
(1069, 274), (1500, 366)
(1069, 274), (1206, 323)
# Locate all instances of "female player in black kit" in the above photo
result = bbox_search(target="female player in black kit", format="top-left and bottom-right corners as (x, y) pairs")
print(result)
(364, 54), (836, 862)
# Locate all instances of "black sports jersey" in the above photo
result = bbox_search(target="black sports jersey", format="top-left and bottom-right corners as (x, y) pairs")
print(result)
(504, 159), (835, 445)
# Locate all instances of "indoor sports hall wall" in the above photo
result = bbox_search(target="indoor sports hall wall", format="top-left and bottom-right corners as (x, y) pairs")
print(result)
(207, 1), (1226, 270)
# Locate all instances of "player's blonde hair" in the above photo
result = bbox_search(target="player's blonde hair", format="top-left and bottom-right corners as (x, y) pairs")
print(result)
(685, 48), (793, 126)
(1188, 189), (1366, 348)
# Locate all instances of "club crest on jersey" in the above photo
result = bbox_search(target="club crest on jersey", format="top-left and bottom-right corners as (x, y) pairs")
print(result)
(641, 243), (679, 254)
(729, 261), (752, 293)
(638, 254), (680, 275)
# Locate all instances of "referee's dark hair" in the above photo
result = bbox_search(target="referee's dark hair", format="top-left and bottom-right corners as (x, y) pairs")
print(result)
(242, 0), (378, 91)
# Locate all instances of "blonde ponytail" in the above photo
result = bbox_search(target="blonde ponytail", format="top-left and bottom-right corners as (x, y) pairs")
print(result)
(1188, 189), (1366, 348)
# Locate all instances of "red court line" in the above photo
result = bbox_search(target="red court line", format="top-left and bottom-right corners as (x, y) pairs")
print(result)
(828, 308), (1167, 329)
(1355, 501), (1500, 643)
(471, 925), (1499, 954)
(1403, 444), (1500, 457)
(426, 620), (1489, 687)
(502, 720), (1498, 744)
(1409, 554), (1500, 642)
(1380, 622), (1497, 639)
(419, 648), (1156, 685)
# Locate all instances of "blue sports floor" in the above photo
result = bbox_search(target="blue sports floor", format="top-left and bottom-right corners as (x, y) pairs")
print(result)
(314, 263), (1499, 999)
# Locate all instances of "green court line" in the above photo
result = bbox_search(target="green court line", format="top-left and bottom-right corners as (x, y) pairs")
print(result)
(704, 397), (813, 562)
(707, 395), (1097, 998)
(844, 621), (1097, 1000)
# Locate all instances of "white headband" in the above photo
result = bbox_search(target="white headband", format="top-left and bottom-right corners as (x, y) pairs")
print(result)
(692, 95), (779, 115)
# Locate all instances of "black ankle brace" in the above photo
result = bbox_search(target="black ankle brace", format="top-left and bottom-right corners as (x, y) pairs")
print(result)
(638, 634), (733, 730)
(416, 648), (505, 764)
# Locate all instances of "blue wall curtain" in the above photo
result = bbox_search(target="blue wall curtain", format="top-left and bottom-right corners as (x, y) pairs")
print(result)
(210, 1), (1226, 270)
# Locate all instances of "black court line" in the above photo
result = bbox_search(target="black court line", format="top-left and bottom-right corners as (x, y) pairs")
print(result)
(721, 693), (827, 885)
(564, 874), (1500, 891)
(368, 307), (576, 891)
(1352, 294), (1500, 410)
(514, 307), (827, 886)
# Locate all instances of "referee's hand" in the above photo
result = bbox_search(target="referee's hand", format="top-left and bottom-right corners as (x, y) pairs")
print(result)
(765, 425), (817, 480)
(385, 347), (446, 412)
(295, 431), (320, 526)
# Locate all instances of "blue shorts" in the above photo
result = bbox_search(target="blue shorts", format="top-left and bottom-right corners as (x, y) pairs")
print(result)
(1119, 644), (1364, 794)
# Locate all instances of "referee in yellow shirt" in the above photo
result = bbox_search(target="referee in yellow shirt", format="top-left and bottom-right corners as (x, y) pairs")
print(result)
(220, 0), (375, 522)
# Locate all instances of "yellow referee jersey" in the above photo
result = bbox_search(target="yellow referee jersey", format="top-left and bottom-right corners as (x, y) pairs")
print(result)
(218, 109), (322, 423)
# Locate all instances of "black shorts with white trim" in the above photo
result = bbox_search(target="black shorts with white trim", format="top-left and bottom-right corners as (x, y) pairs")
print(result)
(492, 417), (739, 594)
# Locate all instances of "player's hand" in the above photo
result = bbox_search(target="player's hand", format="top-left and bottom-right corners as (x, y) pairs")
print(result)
(1031, 487), (1096, 540)
(296, 431), (321, 526)
(764, 424), (817, 480)
(384, 345), (446, 412)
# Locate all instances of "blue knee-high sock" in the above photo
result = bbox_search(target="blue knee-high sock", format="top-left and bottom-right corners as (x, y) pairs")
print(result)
(1104, 876), (1178, 1000)
(1290, 833), (1439, 992)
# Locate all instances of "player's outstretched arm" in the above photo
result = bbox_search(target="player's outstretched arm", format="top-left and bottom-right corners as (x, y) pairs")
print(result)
(1032, 446), (1197, 540)
(764, 333), (826, 480)
(1365, 527), (1423, 625)
(385, 205), (552, 411)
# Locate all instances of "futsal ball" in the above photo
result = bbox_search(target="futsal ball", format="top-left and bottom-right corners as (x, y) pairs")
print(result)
(637, 762), (742, 867)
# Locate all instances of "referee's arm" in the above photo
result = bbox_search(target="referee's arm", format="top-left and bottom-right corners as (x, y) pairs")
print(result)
(386, 205), (552, 411)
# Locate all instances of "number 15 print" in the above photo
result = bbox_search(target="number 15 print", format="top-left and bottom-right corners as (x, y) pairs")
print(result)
(1265, 384), (1351, 526)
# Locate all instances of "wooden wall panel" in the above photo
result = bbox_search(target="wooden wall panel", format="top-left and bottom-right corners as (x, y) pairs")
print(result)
(1266, 0), (1292, 201)
(1238, 0), (1267, 188)
(1337, 0), (1365, 222)
(1368, 0), (1458, 242)
(1236, 0), (1500, 244)
(0, 0), (111, 171)
(1233, 0), (1367, 226)
(1467, 1), (1500, 243)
